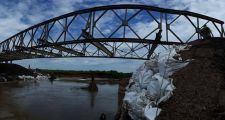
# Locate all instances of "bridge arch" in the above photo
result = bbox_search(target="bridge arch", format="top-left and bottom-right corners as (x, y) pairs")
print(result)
(0, 4), (224, 61)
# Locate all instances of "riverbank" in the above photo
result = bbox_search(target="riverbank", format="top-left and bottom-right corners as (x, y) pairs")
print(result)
(57, 76), (123, 84)
(0, 63), (35, 82)
(0, 63), (131, 84)
(38, 70), (132, 84)
(38, 69), (131, 79)
(157, 38), (225, 120)
(0, 63), (34, 76)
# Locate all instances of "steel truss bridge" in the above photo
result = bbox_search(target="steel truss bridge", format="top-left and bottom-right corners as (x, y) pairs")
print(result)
(0, 4), (224, 62)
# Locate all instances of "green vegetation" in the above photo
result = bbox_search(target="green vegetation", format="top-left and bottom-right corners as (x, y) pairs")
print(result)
(37, 69), (132, 78)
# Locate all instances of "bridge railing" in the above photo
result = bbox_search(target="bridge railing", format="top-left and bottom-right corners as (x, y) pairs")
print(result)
(0, 4), (224, 60)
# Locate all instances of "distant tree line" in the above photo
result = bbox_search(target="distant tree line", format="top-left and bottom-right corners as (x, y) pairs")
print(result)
(37, 69), (132, 78)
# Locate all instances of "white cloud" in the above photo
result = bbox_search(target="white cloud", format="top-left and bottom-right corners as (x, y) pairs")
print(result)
(2, 0), (225, 72)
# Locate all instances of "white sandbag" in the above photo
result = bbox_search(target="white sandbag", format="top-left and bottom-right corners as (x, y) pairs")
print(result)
(123, 45), (190, 120)
(144, 104), (161, 120)
(124, 92), (137, 103)
(138, 68), (154, 89)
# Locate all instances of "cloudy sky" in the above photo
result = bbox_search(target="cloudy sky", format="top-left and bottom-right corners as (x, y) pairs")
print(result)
(0, 0), (224, 72)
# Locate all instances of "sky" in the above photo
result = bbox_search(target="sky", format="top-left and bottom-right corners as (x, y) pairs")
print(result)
(0, 0), (225, 72)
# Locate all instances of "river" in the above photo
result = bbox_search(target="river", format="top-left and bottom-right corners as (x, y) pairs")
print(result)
(0, 79), (119, 120)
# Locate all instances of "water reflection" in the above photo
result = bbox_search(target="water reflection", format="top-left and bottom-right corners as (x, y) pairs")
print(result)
(0, 84), (29, 120)
(89, 91), (98, 108)
(0, 80), (119, 120)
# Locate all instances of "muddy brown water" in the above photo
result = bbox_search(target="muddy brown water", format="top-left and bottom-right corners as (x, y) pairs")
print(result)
(0, 80), (119, 120)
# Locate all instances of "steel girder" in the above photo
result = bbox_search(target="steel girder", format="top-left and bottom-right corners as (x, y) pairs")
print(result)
(0, 4), (224, 61)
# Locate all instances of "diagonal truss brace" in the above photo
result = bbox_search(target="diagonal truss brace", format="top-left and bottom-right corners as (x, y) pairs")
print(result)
(38, 39), (84, 56)
(81, 30), (113, 57)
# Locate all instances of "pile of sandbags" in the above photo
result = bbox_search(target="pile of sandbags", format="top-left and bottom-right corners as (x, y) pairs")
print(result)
(124, 46), (189, 120)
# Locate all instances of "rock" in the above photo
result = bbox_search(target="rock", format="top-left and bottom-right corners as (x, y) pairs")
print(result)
(99, 113), (106, 120)
(0, 75), (7, 82)
(88, 82), (98, 91)
(88, 76), (98, 91)
(115, 78), (131, 120)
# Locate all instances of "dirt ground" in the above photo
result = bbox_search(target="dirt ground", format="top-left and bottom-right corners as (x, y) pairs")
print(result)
(157, 38), (225, 120)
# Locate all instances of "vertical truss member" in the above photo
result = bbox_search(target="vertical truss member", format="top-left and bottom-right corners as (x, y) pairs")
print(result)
(147, 29), (162, 59)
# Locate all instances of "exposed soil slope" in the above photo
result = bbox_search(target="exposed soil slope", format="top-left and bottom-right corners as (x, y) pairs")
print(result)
(0, 63), (34, 76)
(157, 38), (225, 120)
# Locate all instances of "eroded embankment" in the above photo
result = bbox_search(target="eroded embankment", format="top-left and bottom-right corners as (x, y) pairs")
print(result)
(0, 63), (35, 81)
(0, 63), (34, 76)
(157, 38), (225, 120)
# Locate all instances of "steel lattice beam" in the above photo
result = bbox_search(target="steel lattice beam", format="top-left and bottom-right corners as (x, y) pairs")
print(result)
(0, 4), (224, 61)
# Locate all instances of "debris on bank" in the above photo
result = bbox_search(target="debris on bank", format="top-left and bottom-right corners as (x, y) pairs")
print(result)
(123, 45), (189, 120)
(18, 75), (49, 81)
(0, 63), (48, 82)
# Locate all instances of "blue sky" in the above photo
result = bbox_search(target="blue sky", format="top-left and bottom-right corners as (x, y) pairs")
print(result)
(0, 0), (225, 72)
